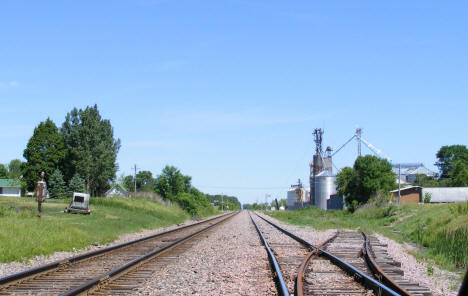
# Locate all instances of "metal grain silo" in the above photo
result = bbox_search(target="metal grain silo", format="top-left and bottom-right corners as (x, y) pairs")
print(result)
(287, 187), (301, 208)
(313, 171), (337, 210)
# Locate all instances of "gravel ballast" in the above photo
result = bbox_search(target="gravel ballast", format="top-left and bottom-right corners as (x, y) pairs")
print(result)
(138, 211), (277, 295)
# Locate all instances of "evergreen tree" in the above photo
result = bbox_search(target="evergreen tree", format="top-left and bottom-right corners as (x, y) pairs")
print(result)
(23, 118), (66, 190)
(68, 173), (86, 196)
(61, 105), (121, 196)
(49, 169), (67, 198)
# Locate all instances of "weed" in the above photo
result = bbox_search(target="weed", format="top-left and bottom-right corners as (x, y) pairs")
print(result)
(427, 265), (434, 276)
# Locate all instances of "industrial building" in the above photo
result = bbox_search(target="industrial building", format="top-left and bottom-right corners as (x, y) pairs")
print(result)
(286, 129), (342, 211)
(391, 165), (437, 184)
(309, 129), (340, 210)
(286, 180), (310, 210)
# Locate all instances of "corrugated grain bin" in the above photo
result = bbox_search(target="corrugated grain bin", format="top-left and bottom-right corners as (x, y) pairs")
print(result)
(313, 171), (337, 210)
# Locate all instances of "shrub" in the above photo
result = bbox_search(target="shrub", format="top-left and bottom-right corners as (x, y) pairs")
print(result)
(424, 192), (432, 203)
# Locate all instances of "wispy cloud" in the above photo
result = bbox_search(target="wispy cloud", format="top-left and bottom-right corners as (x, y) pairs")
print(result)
(0, 81), (20, 88)
(158, 108), (334, 133)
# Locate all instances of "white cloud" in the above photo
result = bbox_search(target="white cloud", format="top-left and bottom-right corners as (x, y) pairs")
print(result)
(0, 81), (20, 88)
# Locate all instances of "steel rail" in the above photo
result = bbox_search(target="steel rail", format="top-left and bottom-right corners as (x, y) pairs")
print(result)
(295, 231), (338, 296)
(249, 212), (290, 296)
(362, 232), (412, 296)
(255, 213), (401, 296)
(0, 212), (233, 287)
(61, 212), (238, 296)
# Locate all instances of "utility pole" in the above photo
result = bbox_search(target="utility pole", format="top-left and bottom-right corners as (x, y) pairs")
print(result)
(133, 164), (139, 197)
(398, 164), (401, 207)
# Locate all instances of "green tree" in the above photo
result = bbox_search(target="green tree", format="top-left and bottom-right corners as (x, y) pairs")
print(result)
(154, 165), (214, 216)
(68, 173), (86, 196)
(335, 167), (357, 196)
(136, 170), (154, 192)
(7, 159), (23, 179)
(49, 169), (67, 198)
(23, 118), (66, 190)
(0, 164), (8, 178)
(435, 145), (468, 179)
(336, 155), (396, 210)
(450, 160), (468, 187)
(154, 165), (191, 199)
(122, 175), (134, 192)
(61, 105), (121, 196)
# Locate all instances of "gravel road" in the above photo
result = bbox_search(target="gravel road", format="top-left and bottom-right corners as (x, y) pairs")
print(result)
(138, 211), (277, 295)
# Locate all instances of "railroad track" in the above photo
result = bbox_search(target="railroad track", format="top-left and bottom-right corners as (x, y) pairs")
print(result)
(252, 212), (430, 296)
(0, 212), (237, 295)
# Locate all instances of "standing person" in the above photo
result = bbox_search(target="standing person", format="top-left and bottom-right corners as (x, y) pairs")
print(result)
(36, 172), (47, 217)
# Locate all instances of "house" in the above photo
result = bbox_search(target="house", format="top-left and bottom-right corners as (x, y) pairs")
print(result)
(0, 179), (22, 197)
(390, 186), (468, 204)
(105, 184), (128, 197)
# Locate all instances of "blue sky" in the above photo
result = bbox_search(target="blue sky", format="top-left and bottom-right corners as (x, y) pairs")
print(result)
(1, 1), (467, 204)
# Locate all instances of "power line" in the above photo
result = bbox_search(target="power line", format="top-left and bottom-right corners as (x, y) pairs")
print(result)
(196, 185), (288, 190)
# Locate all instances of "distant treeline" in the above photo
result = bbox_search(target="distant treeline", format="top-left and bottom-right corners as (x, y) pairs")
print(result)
(205, 194), (241, 210)
(122, 166), (240, 216)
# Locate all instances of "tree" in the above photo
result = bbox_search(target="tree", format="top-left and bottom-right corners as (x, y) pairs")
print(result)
(0, 164), (8, 178)
(122, 175), (134, 192)
(136, 171), (154, 192)
(335, 155), (396, 210)
(68, 173), (86, 196)
(49, 169), (67, 198)
(154, 165), (191, 199)
(23, 118), (66, 190)
(61, 105), (121, 196)
(413, 174), (449, 187)
(450, 160), (468, 187)
(435, 145), (468, 179)
(7, 159), (23, 179)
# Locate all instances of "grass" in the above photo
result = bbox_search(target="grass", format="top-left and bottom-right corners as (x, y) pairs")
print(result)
(267, 202), (468, 274)
(0, 196), (191, 263)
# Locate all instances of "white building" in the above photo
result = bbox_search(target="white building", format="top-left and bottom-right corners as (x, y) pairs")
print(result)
(105, 184), (128, 197)
(0, 179), (21, 197)
(422, 187), (468, 203)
